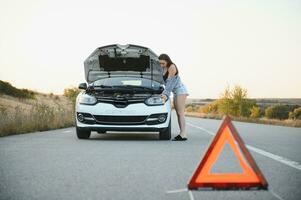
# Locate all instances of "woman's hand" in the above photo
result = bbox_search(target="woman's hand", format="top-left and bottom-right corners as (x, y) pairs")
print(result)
(161, 94), (168, 103)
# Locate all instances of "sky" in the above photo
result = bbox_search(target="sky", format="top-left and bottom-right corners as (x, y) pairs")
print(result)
(0, 0), (300, 98)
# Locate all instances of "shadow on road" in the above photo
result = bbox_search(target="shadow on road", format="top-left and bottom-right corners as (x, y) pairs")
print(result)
(89, 132), (159, 141)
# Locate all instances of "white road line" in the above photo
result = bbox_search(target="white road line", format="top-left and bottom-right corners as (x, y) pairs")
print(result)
(187, 123), (215, 136)
(188, 190), (195, 200)
(187, 122), (301, 171)
(165, 188), (195, 200)
(166, 188), (188, 194)
(62, 130), (72, 133)
(270, 189), (285, 200)
(245, 145), (301, 171)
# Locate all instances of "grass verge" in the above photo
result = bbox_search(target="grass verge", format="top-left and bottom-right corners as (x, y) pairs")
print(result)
(185, 112), (301, 128)
(0, 94), (75, 137)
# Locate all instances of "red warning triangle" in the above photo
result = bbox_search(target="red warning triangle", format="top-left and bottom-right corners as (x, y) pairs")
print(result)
(187, 115), (268, 190)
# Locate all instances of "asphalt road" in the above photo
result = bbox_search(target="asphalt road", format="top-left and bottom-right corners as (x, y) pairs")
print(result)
(1, 110), (301, 200)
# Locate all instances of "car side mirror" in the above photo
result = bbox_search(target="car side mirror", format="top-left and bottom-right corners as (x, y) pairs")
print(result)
(78, 83), (87, 90)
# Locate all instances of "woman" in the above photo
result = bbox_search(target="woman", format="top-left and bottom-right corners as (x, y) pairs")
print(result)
(159, 54), (189, 141)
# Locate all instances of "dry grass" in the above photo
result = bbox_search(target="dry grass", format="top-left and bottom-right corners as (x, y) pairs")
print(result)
(0, 94), (75, 137)
(185, 112), (301, 128)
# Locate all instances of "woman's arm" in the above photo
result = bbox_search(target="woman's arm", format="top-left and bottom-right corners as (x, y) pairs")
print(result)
(162, 64), (178, 98)
(162, 76), (179, 97)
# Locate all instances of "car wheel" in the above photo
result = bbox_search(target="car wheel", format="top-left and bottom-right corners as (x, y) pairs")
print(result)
(76, 127), (91, 139)
(159, 118), (171, 140)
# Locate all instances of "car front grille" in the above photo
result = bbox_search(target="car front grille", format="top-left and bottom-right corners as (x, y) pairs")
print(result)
(93, 115), (148, 125)
(77, 112), (167, 125)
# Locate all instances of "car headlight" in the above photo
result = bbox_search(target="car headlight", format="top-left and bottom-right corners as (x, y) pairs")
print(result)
(78, 94), (97, 105)
(145, 95), (166, 106)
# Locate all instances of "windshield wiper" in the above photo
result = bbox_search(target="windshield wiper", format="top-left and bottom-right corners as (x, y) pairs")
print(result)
(121, 85), (156, 91)
(91, 85), (136, 92)
(93, 85), (113, 88)
(87, 85), (115, 91)
(90, 85), (156, 91)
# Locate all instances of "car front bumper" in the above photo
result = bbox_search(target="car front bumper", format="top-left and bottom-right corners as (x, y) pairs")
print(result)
(75, 101), (171, 132)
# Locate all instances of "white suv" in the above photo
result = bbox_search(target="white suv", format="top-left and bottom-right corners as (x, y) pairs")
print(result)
(75, 44), (171, 140)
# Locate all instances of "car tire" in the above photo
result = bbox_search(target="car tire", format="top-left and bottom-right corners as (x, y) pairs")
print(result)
(76, 127), (91, 139)
(159, 118), (171, 140)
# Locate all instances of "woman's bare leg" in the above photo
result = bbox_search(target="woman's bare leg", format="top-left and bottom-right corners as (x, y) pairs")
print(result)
(174, 94), (188, 138)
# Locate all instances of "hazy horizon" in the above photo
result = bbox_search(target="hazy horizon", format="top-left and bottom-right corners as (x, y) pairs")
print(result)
(0, 0), (300, 98)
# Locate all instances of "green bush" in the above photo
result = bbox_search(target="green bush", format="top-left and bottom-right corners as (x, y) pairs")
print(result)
(217, 85), (256, 117)
(185, 106), (194, 112)
(289, 107), (301, 120)
(191, 85), (257, 118)
(265, 104), (298, 120)
(199, 101), (219, 113)
(185, 103), (201, 112)
(250, 105), (261, 118)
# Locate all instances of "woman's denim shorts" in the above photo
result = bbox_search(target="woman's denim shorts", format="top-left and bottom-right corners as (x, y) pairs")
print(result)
(172, 83), (189, 97)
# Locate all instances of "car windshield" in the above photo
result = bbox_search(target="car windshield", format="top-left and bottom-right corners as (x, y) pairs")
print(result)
(91, 77), (161, 89)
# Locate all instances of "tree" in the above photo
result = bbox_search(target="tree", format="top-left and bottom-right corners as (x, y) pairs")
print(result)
(218, 85), (255, 117)
(218, 86), (233, 115)
(250, 105), (261, 118)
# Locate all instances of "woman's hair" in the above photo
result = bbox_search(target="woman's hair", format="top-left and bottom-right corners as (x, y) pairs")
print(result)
(158, 54), (174, 67)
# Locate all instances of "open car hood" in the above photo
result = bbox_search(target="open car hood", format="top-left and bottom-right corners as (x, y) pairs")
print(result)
(84, 44), (164, 84)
